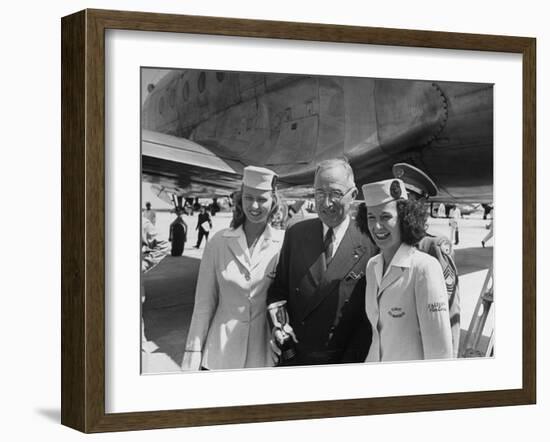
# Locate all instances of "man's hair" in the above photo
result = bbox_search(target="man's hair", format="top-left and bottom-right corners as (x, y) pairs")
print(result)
(355, 199), (428, 245)
(230, 184), (281, 229)
(314, 158), (355, 188)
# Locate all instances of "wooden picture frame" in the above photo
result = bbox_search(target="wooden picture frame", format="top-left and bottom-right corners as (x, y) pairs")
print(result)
(61, 9), (536, 433)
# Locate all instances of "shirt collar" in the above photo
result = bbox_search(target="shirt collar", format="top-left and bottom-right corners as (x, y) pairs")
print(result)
(372, 243), (414, 285)
(386, 243), (414, 269)
(322, 215), (350, 241)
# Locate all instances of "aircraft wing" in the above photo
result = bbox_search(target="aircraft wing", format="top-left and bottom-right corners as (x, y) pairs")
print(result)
(141, 130), (244, 197)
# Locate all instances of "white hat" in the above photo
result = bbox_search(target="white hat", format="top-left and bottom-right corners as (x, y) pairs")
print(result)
(362, 179), (408, 206)
(243, 166), (277, 190)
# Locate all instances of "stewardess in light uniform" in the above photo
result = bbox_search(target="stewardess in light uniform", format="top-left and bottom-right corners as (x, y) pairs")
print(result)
(182, 166), (284, 370)
(361, 179), (453, 362)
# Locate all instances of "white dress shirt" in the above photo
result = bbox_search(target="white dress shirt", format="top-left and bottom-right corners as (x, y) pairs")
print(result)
(321, 215), (350, 259)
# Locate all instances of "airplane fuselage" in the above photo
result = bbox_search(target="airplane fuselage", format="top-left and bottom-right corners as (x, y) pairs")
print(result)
(142, 69), (493, 202)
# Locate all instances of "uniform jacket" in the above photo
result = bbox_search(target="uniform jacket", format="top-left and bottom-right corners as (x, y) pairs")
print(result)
(417, 235), (460, 357)
(267, 218), (377, 365)
(183, 224), (284, 370)
(365, 243), (453, 362)
(169, 217), (188, 242)
(196, 212), (212, 232)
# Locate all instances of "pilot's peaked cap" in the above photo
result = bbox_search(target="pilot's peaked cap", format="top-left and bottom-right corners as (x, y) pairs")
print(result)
(392, 163), (438, 199)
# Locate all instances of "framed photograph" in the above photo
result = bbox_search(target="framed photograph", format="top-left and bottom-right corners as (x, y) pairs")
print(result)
(61, 9), (536, 433)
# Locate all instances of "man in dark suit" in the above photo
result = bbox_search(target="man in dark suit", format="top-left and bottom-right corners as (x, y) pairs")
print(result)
(169, 209), (188, 256)
(267, 158), (377, 366)
(194, 206), (212, 249)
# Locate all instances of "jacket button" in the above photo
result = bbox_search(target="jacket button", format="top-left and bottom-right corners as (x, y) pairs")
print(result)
(301, 321), (305, 326)
(329, 326), (335, 332)
(295, 288), (300, 294)
(245, 273), (250, 281)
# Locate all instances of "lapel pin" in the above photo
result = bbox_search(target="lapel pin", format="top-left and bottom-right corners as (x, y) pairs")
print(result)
(352, 246), (364, 259)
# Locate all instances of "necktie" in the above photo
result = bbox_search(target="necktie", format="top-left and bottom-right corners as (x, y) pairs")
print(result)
(324, 227), (334, 266)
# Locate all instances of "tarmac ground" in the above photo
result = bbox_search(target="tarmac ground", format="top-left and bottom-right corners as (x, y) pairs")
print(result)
(142, 210), (494, 374)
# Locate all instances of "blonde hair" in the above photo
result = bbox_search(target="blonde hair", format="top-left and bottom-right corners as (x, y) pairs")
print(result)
(230, 184), (281, 229)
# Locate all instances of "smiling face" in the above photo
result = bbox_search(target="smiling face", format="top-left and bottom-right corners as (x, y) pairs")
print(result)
(242, 185), (274, 225)
(367, 200), (402, 258)
(314, 165), (356, 228)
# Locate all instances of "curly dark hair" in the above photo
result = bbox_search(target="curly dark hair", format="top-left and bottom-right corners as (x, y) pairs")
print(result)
(230, 184), (281, 229)
(355, 199), (428, 245)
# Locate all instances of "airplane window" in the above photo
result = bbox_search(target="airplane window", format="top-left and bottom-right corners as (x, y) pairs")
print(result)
(216, 72), (225, 82)
(183, 81), (189, 101)
(159, 96), (165, 114)
(198, 72), (206, 93)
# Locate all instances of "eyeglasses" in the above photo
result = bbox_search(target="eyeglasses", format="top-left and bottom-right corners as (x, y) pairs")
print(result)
(314, 187), (354, 202)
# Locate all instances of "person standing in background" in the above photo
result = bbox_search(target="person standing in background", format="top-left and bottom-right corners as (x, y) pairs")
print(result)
(143, 201), (156, 225)
(169, 209), (188, 256)
(449, 205), (461, 245)
(482, 209), (494, 248)
(141, 216), (169, 352)
(194, 206), (212, 249)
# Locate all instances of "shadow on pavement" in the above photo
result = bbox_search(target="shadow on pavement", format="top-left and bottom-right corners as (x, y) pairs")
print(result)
(35, 408), (60, 423)
(142, 254), (201, 367)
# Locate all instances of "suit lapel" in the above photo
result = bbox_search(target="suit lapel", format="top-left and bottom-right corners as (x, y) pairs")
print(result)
(377, 267), (403, 297)
(304, 219), (325, 288)
(377, 244), (413, 298)
(250, 225), (282, 271)
(250, 238), (268, 271)
(321, 223), (364, 285)
(303, 222), (369, 319)
(226, 228), (251, 272)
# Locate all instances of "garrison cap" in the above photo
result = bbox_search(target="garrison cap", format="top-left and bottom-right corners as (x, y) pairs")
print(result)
(362, 179), (408, 207)
(243, 166), (277, 190)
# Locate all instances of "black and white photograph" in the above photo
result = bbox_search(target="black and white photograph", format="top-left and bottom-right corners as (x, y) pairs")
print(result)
(4, 0), (545, 437)
(140, 67), (495, 374)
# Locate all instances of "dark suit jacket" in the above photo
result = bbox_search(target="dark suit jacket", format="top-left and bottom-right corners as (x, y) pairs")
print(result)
(267, 218), (376, 365)
(196, 212), (212, 232)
